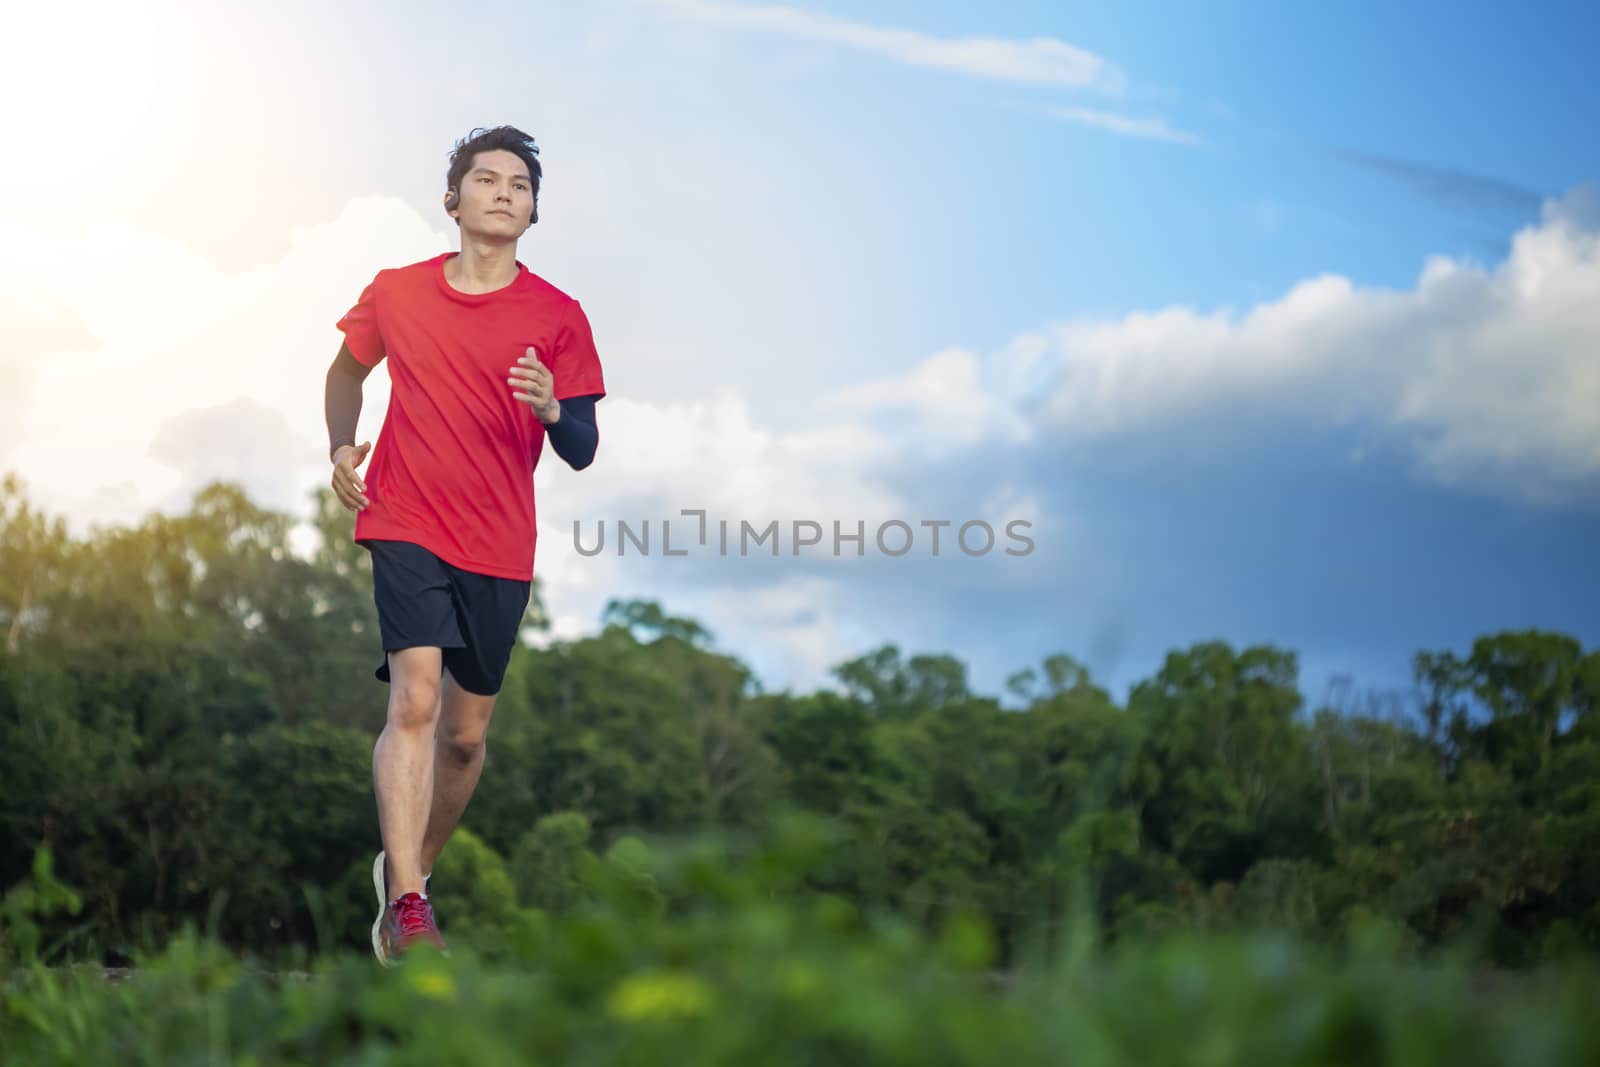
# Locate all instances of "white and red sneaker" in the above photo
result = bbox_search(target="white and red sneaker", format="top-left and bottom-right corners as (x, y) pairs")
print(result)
(370, 851), (438, 966)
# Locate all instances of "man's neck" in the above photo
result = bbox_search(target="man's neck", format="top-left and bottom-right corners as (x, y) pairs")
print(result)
(446, 239), (519, 294)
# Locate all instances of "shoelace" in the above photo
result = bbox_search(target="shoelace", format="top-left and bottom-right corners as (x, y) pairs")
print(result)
(393, 896), (432, 937)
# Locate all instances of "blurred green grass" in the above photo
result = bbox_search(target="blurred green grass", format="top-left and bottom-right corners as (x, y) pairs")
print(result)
(4, 815), (1597, 1066)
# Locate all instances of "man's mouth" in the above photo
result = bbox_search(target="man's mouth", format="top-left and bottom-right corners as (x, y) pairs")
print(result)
(490, 210), (513, 217)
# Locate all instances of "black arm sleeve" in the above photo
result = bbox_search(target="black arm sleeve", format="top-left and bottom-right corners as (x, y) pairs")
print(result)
(543, 394), (601, 470)
(325, 346), (372, 461)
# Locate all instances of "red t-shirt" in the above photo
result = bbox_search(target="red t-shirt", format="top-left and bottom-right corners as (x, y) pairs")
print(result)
(335, 252), (606, 581)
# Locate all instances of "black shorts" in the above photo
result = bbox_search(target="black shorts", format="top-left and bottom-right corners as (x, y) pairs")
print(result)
(360, 539), (532, 696)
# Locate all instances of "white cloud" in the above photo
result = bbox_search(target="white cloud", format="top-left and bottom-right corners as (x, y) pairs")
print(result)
(700, 575), (857, 689)
(533, 388), (908, 527)
(823, 347), (1033, 451)
(0, 196), (441, 533)
(643, 0), (1124, 92)
(1043, 105), (1202, 147)
(149, 398), (310, 513)
(641, 3), (1213, 149)
(830, 186), (1600, 508)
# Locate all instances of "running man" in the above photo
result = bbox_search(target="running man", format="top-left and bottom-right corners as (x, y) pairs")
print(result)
(322, 126), (605, 965)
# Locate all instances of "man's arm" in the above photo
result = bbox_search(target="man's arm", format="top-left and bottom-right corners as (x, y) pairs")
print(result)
(325, 342), (373, 463)
(541, 394), (601, 470)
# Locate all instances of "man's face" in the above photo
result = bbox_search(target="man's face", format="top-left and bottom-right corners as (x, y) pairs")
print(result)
(449, 149), (535, 236)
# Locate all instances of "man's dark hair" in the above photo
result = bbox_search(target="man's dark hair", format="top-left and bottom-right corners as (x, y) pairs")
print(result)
(445, 126), (542, 226)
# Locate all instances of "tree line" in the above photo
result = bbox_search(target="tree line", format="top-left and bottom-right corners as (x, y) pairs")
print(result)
(1, 473), (1595, 967)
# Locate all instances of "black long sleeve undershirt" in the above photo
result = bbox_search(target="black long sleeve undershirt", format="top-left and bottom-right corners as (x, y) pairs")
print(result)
(324, 347), (601, 470)
(542, 394), (600, 470)
(325, 348), (367, 461)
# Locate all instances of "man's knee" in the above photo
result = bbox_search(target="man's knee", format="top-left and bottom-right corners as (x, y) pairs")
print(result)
(438, 727), (486, 767)
(387, 675), (441, 732)
(440, 705), (493, 764)
(439, 683), (496, 764)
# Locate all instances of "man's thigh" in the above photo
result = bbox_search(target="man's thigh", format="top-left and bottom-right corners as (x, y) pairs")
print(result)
(385, 647), (445, 711)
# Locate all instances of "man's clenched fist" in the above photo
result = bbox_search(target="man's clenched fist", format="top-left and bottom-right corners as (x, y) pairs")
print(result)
(509, 347), (561, 423)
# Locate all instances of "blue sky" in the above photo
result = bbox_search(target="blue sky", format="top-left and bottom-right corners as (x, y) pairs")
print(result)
(3, 0), (1595, 712)
(536, 0), (1600, 706)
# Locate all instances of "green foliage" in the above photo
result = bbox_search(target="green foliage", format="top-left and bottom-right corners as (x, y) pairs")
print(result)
(0, 847), (83, 968)
(428, 827), (521, 959)
(511, 810), (596, 913)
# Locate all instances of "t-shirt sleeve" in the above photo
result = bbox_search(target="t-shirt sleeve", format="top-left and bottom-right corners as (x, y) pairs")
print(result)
(335, 274), (387, 367)
(551, 299), (607, 401)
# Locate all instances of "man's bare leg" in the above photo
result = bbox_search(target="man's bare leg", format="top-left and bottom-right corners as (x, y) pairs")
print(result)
(373, 647), (444, 900)
(419, 668), (499, 877)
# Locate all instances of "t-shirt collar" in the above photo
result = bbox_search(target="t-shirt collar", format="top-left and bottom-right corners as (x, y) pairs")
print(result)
(434, 251), (530, 305)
